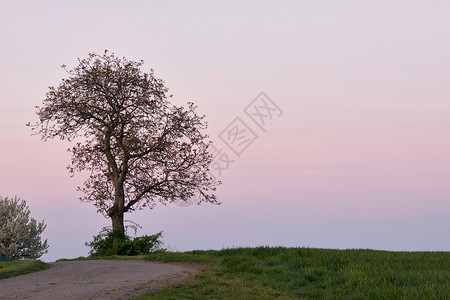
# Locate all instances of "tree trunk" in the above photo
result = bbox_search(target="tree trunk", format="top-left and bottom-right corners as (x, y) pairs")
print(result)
(108, 182), (126, 244)
(110, 210), (125, 243)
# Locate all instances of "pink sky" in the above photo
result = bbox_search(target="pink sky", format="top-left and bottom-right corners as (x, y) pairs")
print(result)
(1, 1), (449, 261)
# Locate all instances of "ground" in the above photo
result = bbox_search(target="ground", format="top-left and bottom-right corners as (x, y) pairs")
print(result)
(0, 260), (201, 300)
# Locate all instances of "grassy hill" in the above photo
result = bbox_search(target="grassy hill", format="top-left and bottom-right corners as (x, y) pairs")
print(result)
(132, 247), (449, 299)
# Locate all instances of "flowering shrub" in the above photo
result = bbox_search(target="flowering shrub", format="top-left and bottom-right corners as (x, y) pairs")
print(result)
(0, 196), (49, 260)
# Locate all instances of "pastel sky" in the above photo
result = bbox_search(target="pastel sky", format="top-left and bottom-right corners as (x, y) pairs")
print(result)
(1, 1), (449, 262)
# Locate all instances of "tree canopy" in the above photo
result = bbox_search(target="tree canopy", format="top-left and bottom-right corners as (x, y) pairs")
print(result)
(30, 51), (219, 240)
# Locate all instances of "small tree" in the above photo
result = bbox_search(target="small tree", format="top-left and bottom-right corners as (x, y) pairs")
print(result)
(30, 51), (220, 242)
(0, 196), (49, 260)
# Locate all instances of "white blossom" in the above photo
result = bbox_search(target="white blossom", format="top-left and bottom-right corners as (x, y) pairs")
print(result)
(0, 196), (49, 260)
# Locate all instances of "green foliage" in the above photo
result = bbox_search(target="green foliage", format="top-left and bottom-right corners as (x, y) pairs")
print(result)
(131, 247), (450, 300)
(85, 226), (163, 256)
(0, 196), (49, 260)
(0, 260), (50, 279)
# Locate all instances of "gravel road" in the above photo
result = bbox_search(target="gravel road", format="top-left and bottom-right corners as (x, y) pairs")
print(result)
(0, 260), (201, 300)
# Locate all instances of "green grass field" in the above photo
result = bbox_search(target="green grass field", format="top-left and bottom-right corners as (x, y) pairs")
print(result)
(130, 247), (450, 300)
(0, 260), (49, 279)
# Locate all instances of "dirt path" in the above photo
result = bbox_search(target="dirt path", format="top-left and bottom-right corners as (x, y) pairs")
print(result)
(0, 260), (201, 299)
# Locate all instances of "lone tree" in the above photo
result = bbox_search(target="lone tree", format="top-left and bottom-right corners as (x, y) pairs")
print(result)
(30, 51), (219, 242)
(0, 196), (49, 260)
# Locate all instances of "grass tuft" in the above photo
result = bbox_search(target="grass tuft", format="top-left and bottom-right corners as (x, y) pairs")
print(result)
(0, 260), (50, 279)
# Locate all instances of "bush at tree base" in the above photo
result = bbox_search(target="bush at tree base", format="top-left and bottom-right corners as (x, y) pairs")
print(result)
(85, 226), (163, 256)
